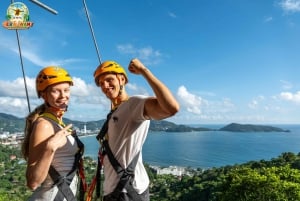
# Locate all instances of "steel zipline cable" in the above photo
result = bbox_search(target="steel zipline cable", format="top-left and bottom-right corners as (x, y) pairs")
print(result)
(83, 0), (102, 65)
(15, 29), (31, 113)
(29, 0), (58, 15)
(8, 0), (31, 112)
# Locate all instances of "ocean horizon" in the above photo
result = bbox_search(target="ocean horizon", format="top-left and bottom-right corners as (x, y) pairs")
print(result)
(80, 124), (300, 169)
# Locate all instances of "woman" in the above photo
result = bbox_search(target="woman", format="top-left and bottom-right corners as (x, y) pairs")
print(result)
(22, 66), (85, 201)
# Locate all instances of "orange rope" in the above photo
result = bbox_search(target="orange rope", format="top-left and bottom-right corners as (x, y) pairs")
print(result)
(86, 149), (104, 201)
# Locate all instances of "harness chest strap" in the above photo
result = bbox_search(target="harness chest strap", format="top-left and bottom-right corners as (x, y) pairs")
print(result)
(87, 110), (115, 200)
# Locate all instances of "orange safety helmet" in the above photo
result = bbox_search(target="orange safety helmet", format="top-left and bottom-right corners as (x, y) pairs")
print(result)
(36, 66), (73, 98)
(94, 61), (128, 86)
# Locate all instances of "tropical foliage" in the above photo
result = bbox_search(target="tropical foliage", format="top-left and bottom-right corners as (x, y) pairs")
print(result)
(1, 145), (300, 201)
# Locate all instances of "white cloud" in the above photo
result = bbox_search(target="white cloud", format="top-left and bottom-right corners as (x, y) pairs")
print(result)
(116, 44), (135, 54)
(117, 44), (162, 65)
(248, 95), (265, 109)
(263, 16), (273, 23)
(11, 46), (82, 67)
(279, 91), (300, 103)
(248, 100), (258, 109)
(126, 83), (149, 96)
(177, 86), (202, 114)
(280, 80), (293, 90)
(0, 97), (31, 116)
(279, 0), (300, 13)
(175, 86), (240, 123)
(72, 77), (91, 97)
(220, 98), (235, 113)
(0, 77), (36, 98)
(168, 12), (177, 18)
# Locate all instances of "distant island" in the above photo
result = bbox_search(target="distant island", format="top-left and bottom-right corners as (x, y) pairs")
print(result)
(218, 123), (290, 133)
(0, 113), (290, 134)
(164, 122), (290, 133)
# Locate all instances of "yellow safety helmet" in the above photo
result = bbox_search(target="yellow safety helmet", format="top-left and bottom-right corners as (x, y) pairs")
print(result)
(36, 66), (73, 98)
(94, 61), (128, 86)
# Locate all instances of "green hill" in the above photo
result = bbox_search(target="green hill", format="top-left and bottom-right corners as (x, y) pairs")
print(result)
(0, 113), (290, 134)
(0, 113), (196, 133)
(220, 123), (290, 132)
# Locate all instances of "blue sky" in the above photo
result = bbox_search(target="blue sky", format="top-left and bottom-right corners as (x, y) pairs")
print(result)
(0, 0), (300, 125)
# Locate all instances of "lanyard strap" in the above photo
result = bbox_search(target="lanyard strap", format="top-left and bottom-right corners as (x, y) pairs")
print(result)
(40, 112), (66, 128)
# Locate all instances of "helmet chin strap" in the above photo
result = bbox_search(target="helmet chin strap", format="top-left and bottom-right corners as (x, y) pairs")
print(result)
(46, 102), (68, 118)
(118, 85), (123, 97)
(111, 85), (130, 110)
(111, 85), (123, 110)
(111, 75), (128, 110)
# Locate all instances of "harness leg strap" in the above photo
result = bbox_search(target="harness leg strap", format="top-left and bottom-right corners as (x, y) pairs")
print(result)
(49, 166), (77, 201)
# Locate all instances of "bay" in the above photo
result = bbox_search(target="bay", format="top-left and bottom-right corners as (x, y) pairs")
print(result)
(79, 124), (300, 169)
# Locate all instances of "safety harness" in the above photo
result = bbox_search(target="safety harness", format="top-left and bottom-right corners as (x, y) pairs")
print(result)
(41, 112), (87, 201)
(87, 109), (142, 201)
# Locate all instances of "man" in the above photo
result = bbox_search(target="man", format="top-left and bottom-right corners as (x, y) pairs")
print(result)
(93, 58), (179, 201)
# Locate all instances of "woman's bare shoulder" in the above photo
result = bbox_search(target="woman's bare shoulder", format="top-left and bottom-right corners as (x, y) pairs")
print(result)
(32, 117), (55, 139)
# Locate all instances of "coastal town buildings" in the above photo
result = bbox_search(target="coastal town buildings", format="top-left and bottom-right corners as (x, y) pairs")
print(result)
(0, 132), (194, 177)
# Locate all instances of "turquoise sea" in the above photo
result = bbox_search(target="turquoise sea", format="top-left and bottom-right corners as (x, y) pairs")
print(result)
(80, 124), (300, 169)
